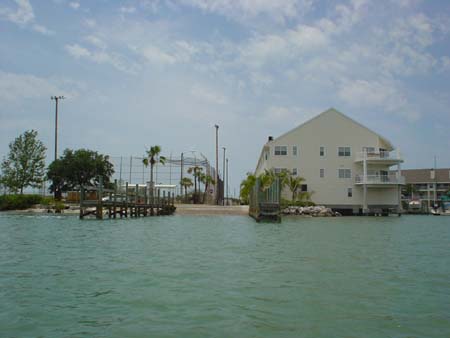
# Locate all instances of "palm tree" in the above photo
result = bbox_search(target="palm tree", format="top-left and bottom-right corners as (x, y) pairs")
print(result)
(287, 175), (305, 201)
(187, 166), (203, 203)
(259, 169), (276, 191)
(143, 145), (166, 193)
(240, 172), (256, 204)
(200, 173), (215, 204)
(180, 177), (193, 202)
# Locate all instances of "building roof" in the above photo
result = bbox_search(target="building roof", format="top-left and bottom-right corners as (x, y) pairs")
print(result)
(271, 108), (394, 150)
(401, 168), (450, 183)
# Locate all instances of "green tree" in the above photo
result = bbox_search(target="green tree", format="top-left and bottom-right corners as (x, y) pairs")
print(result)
(287, 175), (306, 201)
(187, 166), (203, 203)
(47, 148), (114, 199)
(200, 173), (215, 204)
(1, 130), (46, 194)
(239, 172), (256, 204)
(258, 169), (276, 191)
(143, 146), (166, 191)
(180, 177), (193, 202)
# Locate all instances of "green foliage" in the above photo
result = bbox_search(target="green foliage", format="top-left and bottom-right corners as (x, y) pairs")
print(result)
(239, 172), (256, 204)
(286, 175), (305, 201)
(1, 130), (46, 194)
(47, 148), (114, 198)
(280, 198), (315, 208)
(187, 166), (203, 203)
(200, 173), (215, 203)
(180, 177), (193, 202)
(143, 145), (166, 187)
(0, 194), (43, 211)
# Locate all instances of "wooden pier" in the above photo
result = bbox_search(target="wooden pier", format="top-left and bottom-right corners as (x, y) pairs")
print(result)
(79, 178), (176, 219)
(249, 178), (281, 223)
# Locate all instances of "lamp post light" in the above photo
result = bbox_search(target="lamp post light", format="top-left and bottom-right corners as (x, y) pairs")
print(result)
(51, 96), (65, 161)
(214, 125), (219, 205)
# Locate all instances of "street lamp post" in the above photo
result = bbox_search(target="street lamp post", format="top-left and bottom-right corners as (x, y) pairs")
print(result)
(51, 96), (65, 161)
(226, 157), (229, 206)
(214, 125), (219, 205)
(222, 147), (226, 206)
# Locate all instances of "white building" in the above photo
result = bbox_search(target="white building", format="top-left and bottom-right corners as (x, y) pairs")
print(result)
(255, 108), (404, 214)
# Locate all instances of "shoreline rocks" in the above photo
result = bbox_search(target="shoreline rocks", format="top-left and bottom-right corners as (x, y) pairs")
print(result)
(282, 205), (342, 217)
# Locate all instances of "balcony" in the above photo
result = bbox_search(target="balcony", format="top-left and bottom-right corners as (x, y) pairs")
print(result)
(355, 174), (405, 186)
(354, 150), (403, 165)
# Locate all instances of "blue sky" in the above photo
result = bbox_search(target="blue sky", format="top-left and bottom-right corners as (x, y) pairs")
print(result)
(1, 0), (450, 193)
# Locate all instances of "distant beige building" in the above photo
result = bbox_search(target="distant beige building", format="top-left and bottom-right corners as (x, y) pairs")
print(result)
(401, 168), (450, 209)
(255, 108), (404, 214)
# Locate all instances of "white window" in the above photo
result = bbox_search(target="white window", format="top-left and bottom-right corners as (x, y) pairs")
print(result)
(292, 168), (298, 176)
(320, 146), (325, 157)
(292, 146), (298, 156)
(320, 169), (325, 178)
(348, 188), (353, 197)
(338, 147), (351, 157)
(362, 146), (375, 153)
(274, 168), (287, 174)
(338, 169), (352, 179)
(274, 146), (287, 156)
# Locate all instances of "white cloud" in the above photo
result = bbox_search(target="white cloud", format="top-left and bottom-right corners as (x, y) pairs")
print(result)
(0, 71), (80, 101)
(139, 45), (177, 65)
(65, 43), (91, 58)
(0, 0), (34, 25)
(32, 24), (55, 35)
(178, 0), (313, 23)
(84, 35), (107, 49)
(69, 2), (80, 10)
(119, 6), (136, 14)
(0, 0), (53, 35)
(337, 78), (421, 122)
(65, 44), (140, 74)
(441, 56), (450, 71)
(191, 84), (227, 105)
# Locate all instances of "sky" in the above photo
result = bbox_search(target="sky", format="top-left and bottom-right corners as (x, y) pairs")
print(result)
(1, 0), (450, 194)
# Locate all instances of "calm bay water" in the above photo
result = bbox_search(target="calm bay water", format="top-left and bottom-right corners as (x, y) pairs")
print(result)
(0, 214), (449, 338)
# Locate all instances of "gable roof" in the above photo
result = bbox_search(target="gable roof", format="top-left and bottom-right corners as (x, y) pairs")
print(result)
(271, 108), (394, 150)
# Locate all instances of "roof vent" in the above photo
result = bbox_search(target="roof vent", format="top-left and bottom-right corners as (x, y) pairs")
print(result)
(268, 136), (273, 142)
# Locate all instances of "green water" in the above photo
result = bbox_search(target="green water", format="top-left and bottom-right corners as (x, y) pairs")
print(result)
(1, 214), (449, 338)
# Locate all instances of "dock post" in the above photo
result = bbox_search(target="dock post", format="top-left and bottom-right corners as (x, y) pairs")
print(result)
(125, 182), (129, 217)
(113, 179), (117, 219)
(157, 189), (161, 215)
(97, 176), (104, 219)
(79, 185), (84, 219)
(135, 184), (139, 217)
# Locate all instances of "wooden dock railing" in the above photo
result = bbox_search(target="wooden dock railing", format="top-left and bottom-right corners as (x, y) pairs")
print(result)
(79, 177), (176, 219)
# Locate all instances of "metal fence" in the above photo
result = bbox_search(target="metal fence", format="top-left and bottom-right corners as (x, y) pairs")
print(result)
(108, 151), (218, 198)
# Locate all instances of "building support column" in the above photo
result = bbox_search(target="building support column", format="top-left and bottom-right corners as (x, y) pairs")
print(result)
(363, 154), (368, 214)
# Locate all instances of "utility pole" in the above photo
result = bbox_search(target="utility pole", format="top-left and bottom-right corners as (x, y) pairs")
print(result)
(215, 125), (219, 205)
(226, 157), (229, 206)
(222, 147), (226, 206)
(51, 96), (65, 161)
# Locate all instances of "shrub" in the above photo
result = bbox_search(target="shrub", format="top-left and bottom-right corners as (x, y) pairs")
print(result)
(280, 198), (316, 208)
(0, 194), (44, 211)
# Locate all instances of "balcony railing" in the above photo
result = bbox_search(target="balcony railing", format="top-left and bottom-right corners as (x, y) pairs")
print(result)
(355, 150), (403, 162)
(355, 174), (405, 185)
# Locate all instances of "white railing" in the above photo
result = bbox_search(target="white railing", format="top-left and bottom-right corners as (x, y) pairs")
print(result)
(355, 175), (405, 185)
(355, 150), (402, 162)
